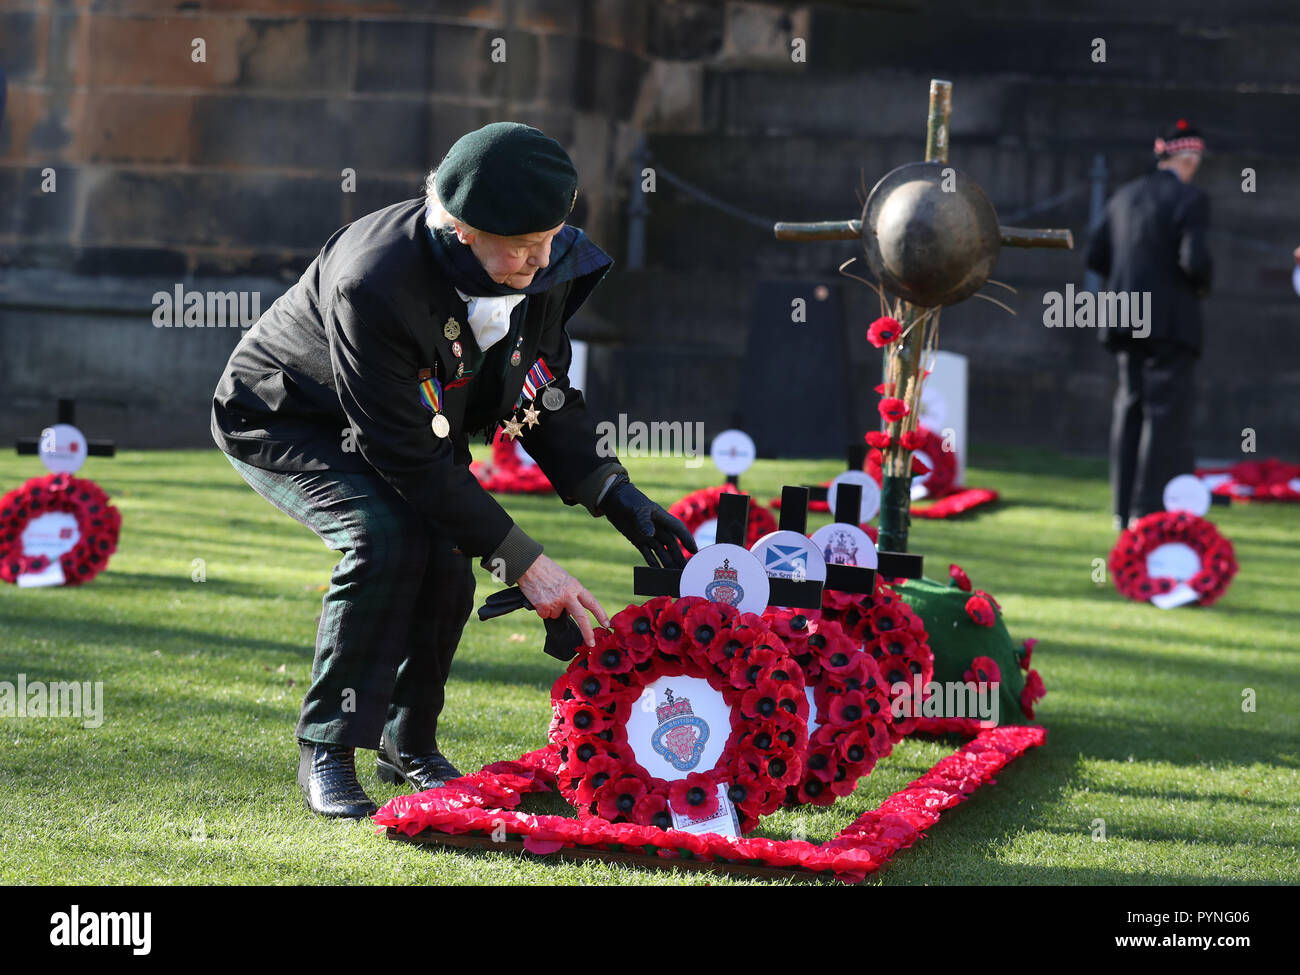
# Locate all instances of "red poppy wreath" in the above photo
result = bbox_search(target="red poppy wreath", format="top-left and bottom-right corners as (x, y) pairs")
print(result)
(817, 578), (935, 741)
(470, 436), (553, 494)
(1109, 511), (1237, 606)
(0, 473), (122, 586)
(764, 608), (894, 807)
(669, 485), (778, 551)
(549, 595), (808, 832)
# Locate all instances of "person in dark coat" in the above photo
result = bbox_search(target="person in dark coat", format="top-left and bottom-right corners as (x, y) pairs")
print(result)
(211, 122), (696, 817)
(1085, 119), (1213, 529)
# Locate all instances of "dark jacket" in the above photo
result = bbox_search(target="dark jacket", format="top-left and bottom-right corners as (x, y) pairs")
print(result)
(1084, 168), (1212, 352)
(210, 198), (627, 583)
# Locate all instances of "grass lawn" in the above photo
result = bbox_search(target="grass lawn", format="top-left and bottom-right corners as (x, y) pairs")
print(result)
(1, 444), (1296, 885)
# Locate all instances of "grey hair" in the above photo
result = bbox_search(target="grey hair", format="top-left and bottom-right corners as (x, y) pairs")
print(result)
(423, 170), (459, 231)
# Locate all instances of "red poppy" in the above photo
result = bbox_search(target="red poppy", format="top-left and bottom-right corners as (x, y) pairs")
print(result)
(867, 316), (902, 347)
(974, 588), (1001, 612)
(1020, 669), (1046, 719)
(595, 774), (649, 822)
(610, 605), (656, 654)
(632, 792), (671, 828)
(964, 595), (996, 627)
(654, 599), (690, 652)
(899, 430), (927, 451)
(948, 563), (972, 591)
(668, 773), (720, 818)
(865, 431), (892, 449)
(878, 397), (909, 423)
(575, 754), (626, 804)
(874, 382), (895, 395)
(964, 656), (1001, 686)
(1018, 638), (1038, 671)
(587, 638), (635, 674)
(869, 603), (906, 635)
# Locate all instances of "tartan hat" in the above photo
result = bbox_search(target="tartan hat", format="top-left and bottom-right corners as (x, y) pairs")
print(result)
(1154, 119), (1205, 159)
(434, 122), (578, 237)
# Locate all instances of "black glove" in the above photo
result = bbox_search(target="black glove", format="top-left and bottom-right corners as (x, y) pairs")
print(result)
(600, 477), (698, 570)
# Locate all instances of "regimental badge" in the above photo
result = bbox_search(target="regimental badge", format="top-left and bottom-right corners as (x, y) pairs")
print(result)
(821, 529), (860, 566)
(451, 340), (463, 358)
(704, 558), (744, 607)
(650, 688), (710, 773)
(510, 350), (522, 367)
(456, 362), (465, 378)
(443, 318), (461, 340)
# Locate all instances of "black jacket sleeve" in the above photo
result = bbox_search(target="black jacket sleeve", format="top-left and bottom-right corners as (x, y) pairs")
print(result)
(1084, 210), (1112, 279)
(516, 281), (627, 515)
(325, 281), (543, 583)
(1176, 191), (1212, 295)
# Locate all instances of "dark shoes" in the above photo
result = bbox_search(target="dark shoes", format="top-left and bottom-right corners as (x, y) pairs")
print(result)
(376, 736), (464, 792)
(297, 740), (378, 819)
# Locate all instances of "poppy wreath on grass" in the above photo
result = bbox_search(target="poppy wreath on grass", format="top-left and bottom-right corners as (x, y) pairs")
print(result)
(764, 608), (893, 807)
(669, 485), (778, 551)
(818, 579), (935, 742)
(1109, 511), (1238, 606)
(0, 473), (122, 586)
(374, 725), (1049, 883)
(470, 435), (553, 494)
(549, 595), (808, 833)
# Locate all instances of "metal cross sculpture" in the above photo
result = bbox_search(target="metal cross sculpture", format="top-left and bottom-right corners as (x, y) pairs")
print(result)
(773, 79), (1074, 555)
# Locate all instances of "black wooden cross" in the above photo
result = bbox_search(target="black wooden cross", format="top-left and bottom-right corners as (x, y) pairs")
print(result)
(14, 399), (117, 460)
(634, 485), (901, 611)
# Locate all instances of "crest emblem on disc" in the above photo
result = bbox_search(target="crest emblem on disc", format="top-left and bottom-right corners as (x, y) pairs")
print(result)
(650, 688), (710, 772)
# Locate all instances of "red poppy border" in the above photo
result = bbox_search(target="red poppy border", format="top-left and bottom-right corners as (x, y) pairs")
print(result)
(1109, 511), (1237, 606)
(669, 485), (778, 550)
(470, 436), (553, 494)
(0, 473), (122, 586)
(373, 724), (1046, 884)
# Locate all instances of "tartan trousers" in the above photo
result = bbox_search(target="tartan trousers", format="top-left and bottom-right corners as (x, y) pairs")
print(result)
(1109, 340), (1197, 522)
(225, 453), (476, 752)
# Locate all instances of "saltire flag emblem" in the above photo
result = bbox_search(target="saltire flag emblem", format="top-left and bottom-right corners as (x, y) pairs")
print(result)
(764, 544), (808, 577)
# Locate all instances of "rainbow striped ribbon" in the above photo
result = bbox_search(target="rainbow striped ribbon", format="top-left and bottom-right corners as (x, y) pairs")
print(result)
(418, 376), (442, 414)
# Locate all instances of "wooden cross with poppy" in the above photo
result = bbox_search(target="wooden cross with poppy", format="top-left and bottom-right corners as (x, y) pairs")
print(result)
(772, 78), (1072, 555)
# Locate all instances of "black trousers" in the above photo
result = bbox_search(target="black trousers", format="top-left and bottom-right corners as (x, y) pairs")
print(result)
(1109, 340), (1197, 522)
(225, 453), (476, 753)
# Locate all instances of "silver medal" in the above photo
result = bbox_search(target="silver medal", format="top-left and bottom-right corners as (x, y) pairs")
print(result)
(431, 413), (450, 438)
(542, 386), (564, 411)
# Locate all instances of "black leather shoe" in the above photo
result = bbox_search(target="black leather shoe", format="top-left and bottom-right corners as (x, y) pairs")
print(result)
(376, 736), (464, 792)
(297, 740), (378, 819)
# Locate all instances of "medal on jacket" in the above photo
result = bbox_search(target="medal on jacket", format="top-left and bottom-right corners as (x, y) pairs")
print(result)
(502, 358), (556, 439)
(418, 369), (449, 438)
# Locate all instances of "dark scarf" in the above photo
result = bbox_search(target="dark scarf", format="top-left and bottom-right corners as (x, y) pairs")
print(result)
(426, 220), (612, 299)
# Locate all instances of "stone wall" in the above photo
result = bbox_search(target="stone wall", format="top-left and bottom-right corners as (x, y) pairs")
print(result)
(2, 0), (1296, 462)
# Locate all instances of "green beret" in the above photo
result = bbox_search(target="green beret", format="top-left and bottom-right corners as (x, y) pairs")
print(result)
(435, 122), (578, 237)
